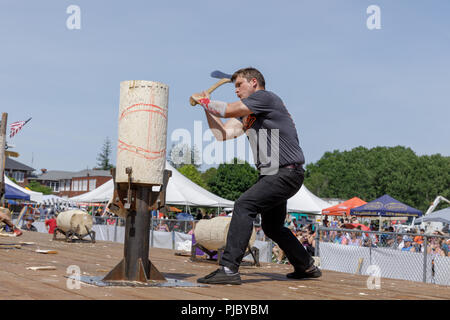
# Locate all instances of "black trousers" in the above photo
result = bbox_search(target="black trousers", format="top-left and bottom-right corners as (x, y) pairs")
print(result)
(220, 167), (315, 273)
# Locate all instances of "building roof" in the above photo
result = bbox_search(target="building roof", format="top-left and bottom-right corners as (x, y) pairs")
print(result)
(34, 170), (75, 181)
(72, 169), (111, 178)
(35, 169), (112, 181)
(5, 157), (35, 172)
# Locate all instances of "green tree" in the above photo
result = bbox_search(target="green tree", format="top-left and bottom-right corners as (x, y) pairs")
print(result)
(26, 181), (53, 195)
(208, 158), (258, 201)
(201, 167), (218, 190)
(178, 164), (208, 189)
(304, 146), (450, 212)
(96, 137), (114, 170)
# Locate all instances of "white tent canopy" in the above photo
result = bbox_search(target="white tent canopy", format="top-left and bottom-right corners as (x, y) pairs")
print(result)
(70, 162), (234, 208)
(4, 175), (43, 203)
(40, 194), (73, 206)
(287, 185), (331, 214)
(70, 179), (114, 203)
(415, 207), (450, 224)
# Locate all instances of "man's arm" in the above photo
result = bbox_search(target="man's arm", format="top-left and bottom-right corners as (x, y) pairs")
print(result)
(192, 91), (253, 119)
(204, 110), (245, 141)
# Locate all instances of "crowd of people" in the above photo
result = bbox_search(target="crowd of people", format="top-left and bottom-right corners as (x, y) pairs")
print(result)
(319, 216), (450, 257)
(270, 214), (450, 264)
(4, 202), (449, 259)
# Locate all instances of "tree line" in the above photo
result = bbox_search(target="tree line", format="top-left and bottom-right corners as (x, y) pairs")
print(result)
(171, 145), (449, 213)
(24, 139), (448, 214)
(303, 146), (450, 213)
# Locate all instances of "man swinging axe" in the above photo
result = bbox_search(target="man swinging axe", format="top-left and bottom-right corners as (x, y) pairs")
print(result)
(190, 67), (321, 285)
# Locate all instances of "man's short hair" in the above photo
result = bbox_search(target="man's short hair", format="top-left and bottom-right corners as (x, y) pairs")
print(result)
(231, 67), (265, 88)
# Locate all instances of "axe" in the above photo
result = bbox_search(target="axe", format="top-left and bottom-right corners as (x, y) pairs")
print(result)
(190, 77), (231, 106)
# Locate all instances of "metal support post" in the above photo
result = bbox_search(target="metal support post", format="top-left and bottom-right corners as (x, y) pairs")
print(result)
(102, 186), (165, 283)
(422, 235), (428, 283)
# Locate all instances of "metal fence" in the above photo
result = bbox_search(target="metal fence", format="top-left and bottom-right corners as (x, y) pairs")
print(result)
(315, 226), (450, 286)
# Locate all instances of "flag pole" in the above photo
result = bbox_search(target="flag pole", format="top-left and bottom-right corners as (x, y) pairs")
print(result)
(0, 113), (8, 206)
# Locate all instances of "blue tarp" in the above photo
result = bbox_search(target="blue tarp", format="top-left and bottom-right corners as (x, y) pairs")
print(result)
(4, 183), (30, 200)
(350, 194), (422, 217)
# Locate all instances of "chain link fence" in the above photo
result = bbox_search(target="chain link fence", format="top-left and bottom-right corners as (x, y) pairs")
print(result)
(316, 226), (450, 286)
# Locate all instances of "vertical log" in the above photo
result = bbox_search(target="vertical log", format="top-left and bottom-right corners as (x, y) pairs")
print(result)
(116, 80), (169, 186)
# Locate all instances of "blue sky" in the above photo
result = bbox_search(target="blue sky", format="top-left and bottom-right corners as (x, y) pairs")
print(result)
(1, 0), (449, 172)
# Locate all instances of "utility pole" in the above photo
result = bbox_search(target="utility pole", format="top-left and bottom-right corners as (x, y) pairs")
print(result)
(0, 113), (8, 206)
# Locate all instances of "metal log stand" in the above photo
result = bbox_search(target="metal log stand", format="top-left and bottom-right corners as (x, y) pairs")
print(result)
(191, 243), (260, 267)
(53, 226), (96, 243)
(102, 167), (169, 284)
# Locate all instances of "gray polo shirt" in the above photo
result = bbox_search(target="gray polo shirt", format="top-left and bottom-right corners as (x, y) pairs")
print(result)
(240, 90), (305, 170)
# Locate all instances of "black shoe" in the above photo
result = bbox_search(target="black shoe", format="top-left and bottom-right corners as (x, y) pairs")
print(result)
(197, 268), (242, 285)
(287, 265), (322, 279)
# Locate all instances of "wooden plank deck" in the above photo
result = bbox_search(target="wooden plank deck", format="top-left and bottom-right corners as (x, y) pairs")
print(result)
(1, 231), (449, 300)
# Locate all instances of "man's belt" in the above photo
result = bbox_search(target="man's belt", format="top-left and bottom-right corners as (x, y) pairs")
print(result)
(281, 163), (303, 169)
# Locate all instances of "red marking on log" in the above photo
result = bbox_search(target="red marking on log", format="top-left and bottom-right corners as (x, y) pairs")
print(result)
(120, 103), (167, 120)
(118, 146), (165, 160)
(118, 139), (164, 155)
(120, 109), (167, 120)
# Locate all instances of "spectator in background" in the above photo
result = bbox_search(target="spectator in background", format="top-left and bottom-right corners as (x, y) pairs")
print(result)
(329, 217), (339, 241)
(195, 209), (203, 221)
(22, 216), (37, 232)
(94, 208), (103, 225)
(379, 227), (390, 247)
(322, 216), (329, 228)
(413, 229), (425, 252)
(351, 216), (360, 224)
(333, 231), (344, 244)
(272, 243), (286, 264)
(45, 213), (57, 234)
(441, 238), (449, 256)
(39, 205), (47, 221)
(386, 227), (395, 247)
(341, 232), (349, 245)
(291, 218), (298, 231)
(106, 214), (116, 225)
(401, 237), (415, 252)
(348, 232), (362, 246)
(305, 231), (316, 255)
(428, 237), (446, 257)
(393, 235), (404, 250)
(157, 221), (170, 232)
(330, 217), (338, 228)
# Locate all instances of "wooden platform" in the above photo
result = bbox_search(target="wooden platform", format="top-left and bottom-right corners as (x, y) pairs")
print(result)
(1, 231), (449, 300)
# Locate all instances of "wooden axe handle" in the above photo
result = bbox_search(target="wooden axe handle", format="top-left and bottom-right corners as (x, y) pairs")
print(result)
(190, 78), (231, 106)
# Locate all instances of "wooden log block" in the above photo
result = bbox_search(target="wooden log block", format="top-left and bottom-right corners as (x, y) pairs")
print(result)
(116, 80), (169, 186)
(0, 232), (16, 237)
(35, 249), (58, 254)
(56, 210), (93, 236)
(26, 266), (57, 271)
(194, 217), (256, 251)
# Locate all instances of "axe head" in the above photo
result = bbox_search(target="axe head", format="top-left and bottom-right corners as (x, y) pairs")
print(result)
(211, 70), (232, 80)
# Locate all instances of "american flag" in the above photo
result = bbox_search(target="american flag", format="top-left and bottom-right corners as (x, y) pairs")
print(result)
(10, 117), (32, 138)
